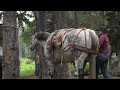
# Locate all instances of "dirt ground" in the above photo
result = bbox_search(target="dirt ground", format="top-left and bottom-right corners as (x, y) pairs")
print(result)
(18, 74), (120, 79)
(18, 75), (38, 79)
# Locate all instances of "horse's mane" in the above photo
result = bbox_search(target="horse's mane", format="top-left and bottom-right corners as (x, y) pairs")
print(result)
(36, 32), (51, 41)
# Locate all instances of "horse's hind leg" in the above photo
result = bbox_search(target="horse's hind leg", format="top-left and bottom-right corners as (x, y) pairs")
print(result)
(75, 52), (88, 79)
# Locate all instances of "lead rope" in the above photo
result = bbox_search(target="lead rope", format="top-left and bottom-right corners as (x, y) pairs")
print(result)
(84, 29), (87, 47)
(61, 52), (63, 67)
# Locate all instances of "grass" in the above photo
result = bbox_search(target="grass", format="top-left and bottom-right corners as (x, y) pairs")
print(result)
(20, 58), (89, 77)
(20, 58), (110, 77)
(84, 62), (89, 75)
(20, 58), (35, 76)
(71, 63), (89, 76)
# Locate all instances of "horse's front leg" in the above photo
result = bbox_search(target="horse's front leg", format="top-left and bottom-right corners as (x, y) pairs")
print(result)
(75, 52), (88, 79)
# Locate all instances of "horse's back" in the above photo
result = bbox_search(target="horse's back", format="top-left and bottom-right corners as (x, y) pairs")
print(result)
(45, 28), (99, 63)
(67, 29), (93, 47)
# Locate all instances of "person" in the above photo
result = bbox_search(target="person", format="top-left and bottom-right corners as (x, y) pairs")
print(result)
(96, 26), (110, 79)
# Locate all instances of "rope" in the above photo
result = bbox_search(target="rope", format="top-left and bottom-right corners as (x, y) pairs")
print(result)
(75, 29), (84, 40)
(61, 53), (63, 67)
(84, 29), (87, 47)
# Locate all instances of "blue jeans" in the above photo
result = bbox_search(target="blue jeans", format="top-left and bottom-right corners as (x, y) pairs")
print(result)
(96, 54), (110, 79)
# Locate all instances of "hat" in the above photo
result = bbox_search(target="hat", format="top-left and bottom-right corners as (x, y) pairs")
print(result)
(96, 26), (108, 32)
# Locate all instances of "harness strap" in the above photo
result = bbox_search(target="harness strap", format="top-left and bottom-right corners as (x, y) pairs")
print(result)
(75, 28), (85, 40)
(84, 29), (87, 47)
(71, 44), (98, 54)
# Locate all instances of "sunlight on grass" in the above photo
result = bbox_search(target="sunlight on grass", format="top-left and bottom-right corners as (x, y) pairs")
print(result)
(20, 58), (35, 76)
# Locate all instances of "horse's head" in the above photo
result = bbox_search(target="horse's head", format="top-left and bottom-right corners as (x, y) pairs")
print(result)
(30, 33), (40, 51)
(30, 32), (54, 77)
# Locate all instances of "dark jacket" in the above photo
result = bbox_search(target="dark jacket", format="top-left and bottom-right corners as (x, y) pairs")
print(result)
(98, 32), (109, 54)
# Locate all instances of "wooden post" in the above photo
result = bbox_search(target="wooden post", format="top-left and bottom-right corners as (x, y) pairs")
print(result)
(3, 11), (19, 79)
(89, 54), (96, 79)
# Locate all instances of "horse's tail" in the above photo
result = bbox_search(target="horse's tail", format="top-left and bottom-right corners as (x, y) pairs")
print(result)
(89, 30), (99, 51)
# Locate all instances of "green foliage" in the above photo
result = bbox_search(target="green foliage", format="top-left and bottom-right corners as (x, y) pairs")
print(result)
(22, 22), (35, 44)
(20, 19), (35, 58)
(27, 52), (35, 60)
(68, 11), (75, 28)
(21, 20), (36, 58)
(17, 11), (36, 58)
(71, 63), (89, 76)
(67, 11), (105, 30)
(20, 58), (35, 76)
(17, 11), (34, 27)
(79, 11), (104, 29)
(106, 11), (120, 37)
(84, 62), (89, 75)
(105, 11), (120, 54)
(71, 63), (75, 76)
(17, 11), (35, 45)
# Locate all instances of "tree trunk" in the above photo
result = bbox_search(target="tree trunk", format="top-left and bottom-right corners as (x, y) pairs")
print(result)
(33, 11), (48, 79)
(2, 11), (19, 79)
(74, 11), (80, 28)
(52, 11), (71, 79)
(0, 24), (3, 47)
(33, 11), (45, 32)
(52, 11), (68, 30)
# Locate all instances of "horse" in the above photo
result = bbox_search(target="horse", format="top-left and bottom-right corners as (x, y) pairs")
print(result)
(30, 28), (99, 79)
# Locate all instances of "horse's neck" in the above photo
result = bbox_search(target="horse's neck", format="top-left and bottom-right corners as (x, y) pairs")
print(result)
(39, 40), (51, 59)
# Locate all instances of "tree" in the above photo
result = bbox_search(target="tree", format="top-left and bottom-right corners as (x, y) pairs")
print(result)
(2, 11), (19, 79)
(17, 11), (35, 58)
(33, 11), (45, 32)
(51, 11), (71, 79)
(74, 11), (80, 28)
(105, 11), (120, 60)
(33, 11), (50, 79)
